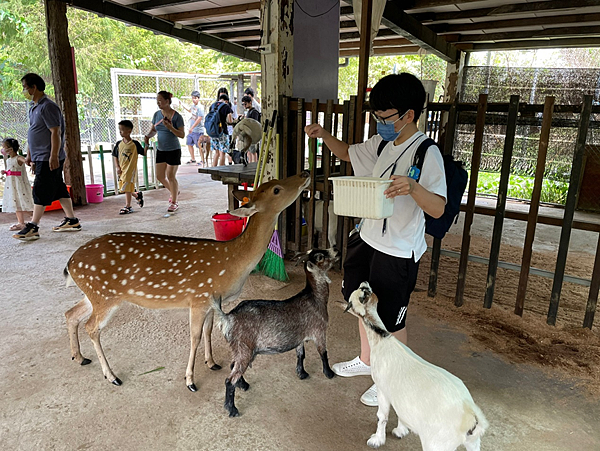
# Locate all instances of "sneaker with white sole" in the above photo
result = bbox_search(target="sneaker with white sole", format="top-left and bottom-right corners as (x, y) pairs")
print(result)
(332, 356), (371, 377)
(52, 217), (82, 232)
(13, 222), (40, 241)
(360, 384), (378, 407)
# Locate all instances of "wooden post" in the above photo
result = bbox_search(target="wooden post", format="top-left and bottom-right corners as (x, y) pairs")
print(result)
(355, 0), (372, 144)
(455, 93), (488, 307)
(547, 95), (593, 325)
(236, 74), (245, 116)
(515, 96), (554, 316)
(483, 95), (520, 309)
(428, 96), (458, 297)
(45, 0), (86, 205)
(583, 234), (600, 329)
(320, 99), (334, 249)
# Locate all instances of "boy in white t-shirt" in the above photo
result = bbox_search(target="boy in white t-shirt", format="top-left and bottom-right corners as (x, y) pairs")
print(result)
(305, 73), (447, 407)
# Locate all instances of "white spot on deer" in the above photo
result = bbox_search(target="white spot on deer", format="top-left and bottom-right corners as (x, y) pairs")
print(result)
(206, 262), (211, 266)
(115, 249), (120, 254)
(177, 289), (184, 294)
(94, 243), (99, 248)
(154, 254), (160, 259)
(121, 255), (126, 260)
(182, 254), (187, 258)
(124, 268), (130, 274)
(198, 283), (204, 288)
(160, 269), (166, 274)
(79, 275), (84, 279)
(150, 248), (156, 252)
(162, 255), (167, 260)
(170, 294), (176, 299)
(84, 264), (89, 269)
(161, 282), (168, 286)
(128, 247), (134, 253)
(145, 294), (154, 299)
(112, 274), (117, 280)
(101, 254), (106, 260)
(178, 278), (188, 284)
(219, 270), (226, 276)
(110, 260), (116, 266)
(135, 291), (145, 296)
(168, 268), (173, 273)
(207, 278), (213, 284)
(226, 257), (229, 261)
(128, 289), (135, 295)
(217, 261), (221, 264)
(139, 253), (144, 258)
(103, 280), (109, 285)
(90, 265), (96, 271)
(121, 280), (127, 286)
(133, 249), (139, 254)
(101, 269), (107, 275)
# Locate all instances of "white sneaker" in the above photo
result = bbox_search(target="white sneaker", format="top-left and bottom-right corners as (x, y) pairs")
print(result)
(360, 384), (378, 407)
(332, 356), (371, 377)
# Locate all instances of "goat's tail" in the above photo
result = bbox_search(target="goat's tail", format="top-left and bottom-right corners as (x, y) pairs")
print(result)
(64, 265), (76, 288)
(462, 400), (489, 441)
(211, 296), (231, 337)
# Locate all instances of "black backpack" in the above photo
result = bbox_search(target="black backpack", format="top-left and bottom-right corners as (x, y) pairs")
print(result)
(205, 101), (226, 138)
(377, 137), (468, 239)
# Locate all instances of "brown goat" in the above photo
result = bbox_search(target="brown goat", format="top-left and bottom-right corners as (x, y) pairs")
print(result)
(212, 248), (339, 417)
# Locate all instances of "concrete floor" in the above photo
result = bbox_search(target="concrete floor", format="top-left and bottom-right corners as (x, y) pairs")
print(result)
(1, 164), (599, 451)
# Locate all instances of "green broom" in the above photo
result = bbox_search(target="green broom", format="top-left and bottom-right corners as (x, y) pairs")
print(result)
(257, 130), (289, 281)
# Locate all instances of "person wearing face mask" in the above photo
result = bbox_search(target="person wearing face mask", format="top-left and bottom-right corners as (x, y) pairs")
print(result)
(304, 73), (446, 407)
(13, 73), (82, 241)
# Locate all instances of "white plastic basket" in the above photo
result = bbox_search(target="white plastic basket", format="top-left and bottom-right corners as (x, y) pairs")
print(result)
(331, 176), (394, 219)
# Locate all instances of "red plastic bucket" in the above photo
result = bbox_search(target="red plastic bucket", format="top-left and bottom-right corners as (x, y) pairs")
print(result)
(211, 213), (245, 241)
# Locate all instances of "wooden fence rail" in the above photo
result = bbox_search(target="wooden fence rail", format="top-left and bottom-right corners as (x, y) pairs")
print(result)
(280, 94), (600, 329)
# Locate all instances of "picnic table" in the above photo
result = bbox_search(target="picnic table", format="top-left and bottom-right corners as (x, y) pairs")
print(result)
(198, 162), (258, 210)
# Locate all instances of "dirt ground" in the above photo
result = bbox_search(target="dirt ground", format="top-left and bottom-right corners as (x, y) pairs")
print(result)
(1, 164), (599, 451)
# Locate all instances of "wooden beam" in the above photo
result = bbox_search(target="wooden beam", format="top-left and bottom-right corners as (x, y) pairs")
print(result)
(458, 26), (600, 43)
(340, 45), (421, 58)
(340, 28), (396, 41)
(213, 29), (261, 41)
(130, 0), (206, 11)
(197, 19), (260, 32)
(409, 0), (487, 7)
(158, 2), (261, 22)
(464, 37), (600, 52)
(355, 0), (372, 143)
(412, 0), (600, 24)
(67, 0), (261, 63)
(430, 12), (600, 34)
(340, 37), (413, 49)
(381, 0), (458, 62)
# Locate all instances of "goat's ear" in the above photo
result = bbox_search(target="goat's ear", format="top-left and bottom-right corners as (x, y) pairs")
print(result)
(306, 260), (317, 273)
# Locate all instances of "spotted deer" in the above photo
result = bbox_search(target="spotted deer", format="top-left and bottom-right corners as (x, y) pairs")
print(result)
(64, 172), (310, 391)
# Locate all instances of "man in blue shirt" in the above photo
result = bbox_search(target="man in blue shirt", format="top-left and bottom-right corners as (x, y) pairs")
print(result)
(13, 73), (82, 241)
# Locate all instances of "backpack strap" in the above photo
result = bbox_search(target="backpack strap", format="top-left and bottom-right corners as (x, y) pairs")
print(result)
(376, 139), (389, 157)
(413, 137), (437, 182)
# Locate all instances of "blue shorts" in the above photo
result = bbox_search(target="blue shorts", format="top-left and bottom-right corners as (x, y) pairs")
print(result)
(211, 134), (230, 154)
(186, 132), (201, 146)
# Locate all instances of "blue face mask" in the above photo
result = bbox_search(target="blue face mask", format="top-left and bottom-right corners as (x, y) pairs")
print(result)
(376, 110), (409, 142)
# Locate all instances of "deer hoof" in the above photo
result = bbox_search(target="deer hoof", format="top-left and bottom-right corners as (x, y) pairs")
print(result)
(209, 363), (222, 371)
(187, 383), (198, 392)
(112, 377), (122, 386)
(81, 358), (92, 366)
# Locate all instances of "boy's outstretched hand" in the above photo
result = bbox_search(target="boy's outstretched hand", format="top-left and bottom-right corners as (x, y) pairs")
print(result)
(305, 123), (325, 139)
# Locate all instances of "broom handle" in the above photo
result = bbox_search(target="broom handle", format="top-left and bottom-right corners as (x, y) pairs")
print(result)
(253, 119), (270, 188)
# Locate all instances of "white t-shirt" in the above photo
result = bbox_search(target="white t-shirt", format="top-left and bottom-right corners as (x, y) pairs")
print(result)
(348, 131), (447, 261)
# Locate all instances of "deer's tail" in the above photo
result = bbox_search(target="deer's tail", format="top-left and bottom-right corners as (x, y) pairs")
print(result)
(64, 265), (76, 288)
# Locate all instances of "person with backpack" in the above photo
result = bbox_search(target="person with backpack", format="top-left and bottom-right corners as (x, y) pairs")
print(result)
(305, 73), (447, 408)
(206, 92), (234, 167)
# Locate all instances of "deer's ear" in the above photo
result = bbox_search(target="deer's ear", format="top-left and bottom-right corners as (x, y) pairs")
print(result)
(230, 204), (258, 217)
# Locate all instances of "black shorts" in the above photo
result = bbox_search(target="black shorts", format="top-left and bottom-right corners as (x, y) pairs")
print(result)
(32, 160), (71, 206)
(341, 234), (419, 332)
(156, 149), (181, 166)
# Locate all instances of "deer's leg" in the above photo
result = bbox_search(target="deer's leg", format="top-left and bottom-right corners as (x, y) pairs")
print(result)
(202, 308), (221, 371)
(315, 335), (335, 379)
(225, 358), (251, 417)
(185, 306), (206, 392)
(65, 296), (93, 365)
(84, 304), (121, 385)
(295, 343), (309, 379)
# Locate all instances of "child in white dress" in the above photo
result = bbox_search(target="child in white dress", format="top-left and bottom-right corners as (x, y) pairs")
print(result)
(2, 138), (34, 230)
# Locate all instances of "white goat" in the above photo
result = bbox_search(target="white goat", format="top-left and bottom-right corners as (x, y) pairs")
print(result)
(346, 282), (488, 451)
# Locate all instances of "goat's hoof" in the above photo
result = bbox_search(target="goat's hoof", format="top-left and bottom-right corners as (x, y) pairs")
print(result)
(391, 426), (408, 439)
(208, 363), (222, 371)
(81, 358), (92, 366)
(367, 435), (385, 449)
(297, 371), (309, 380)
(324, 370), (335, 379)
(111, 377), (122, 386)
(236, 380), (250, 391)
(187, 383), (197, 392)
(226, 406), (239, 417)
